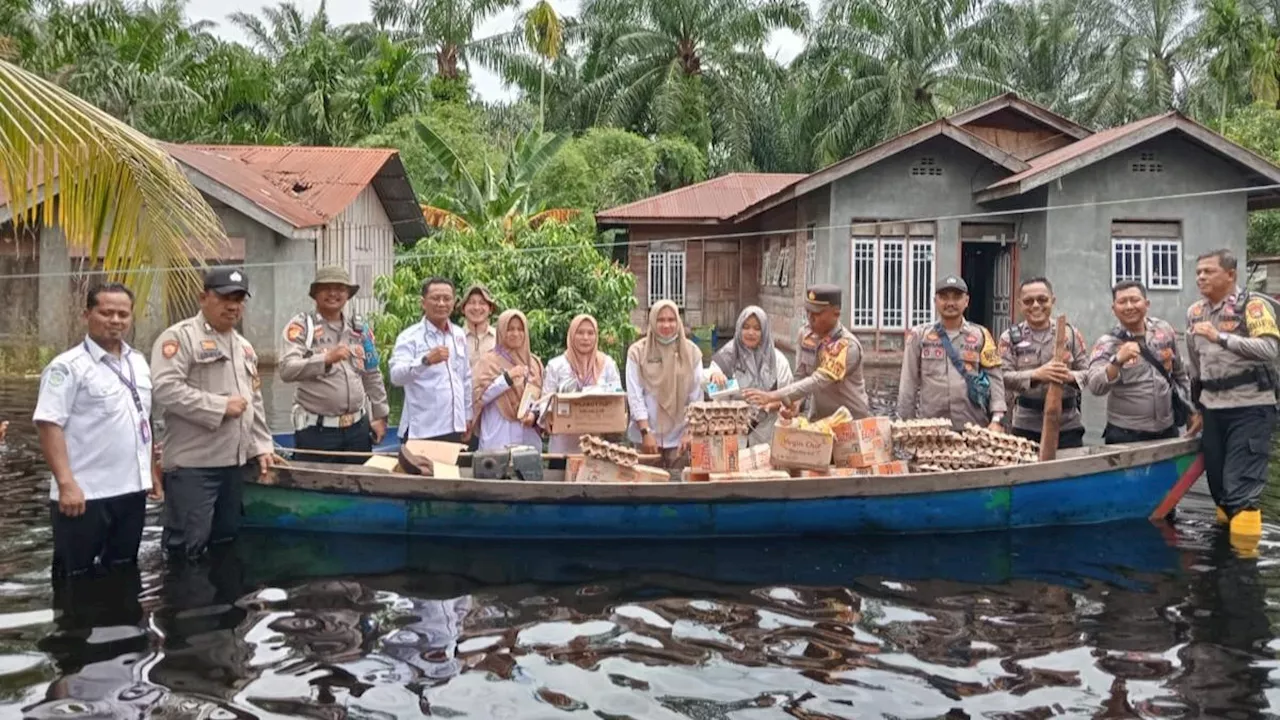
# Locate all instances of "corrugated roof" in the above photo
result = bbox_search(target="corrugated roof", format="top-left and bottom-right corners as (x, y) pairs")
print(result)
(596, 173), (806, 222)
(983, 114), (1173, 190)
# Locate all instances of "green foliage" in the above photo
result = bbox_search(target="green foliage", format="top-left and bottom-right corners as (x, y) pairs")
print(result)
(371, 222), (638, 368)
(1222, 103), (1280, 256)
(361, 103), (501, 203)
(652, 136), (708, 192)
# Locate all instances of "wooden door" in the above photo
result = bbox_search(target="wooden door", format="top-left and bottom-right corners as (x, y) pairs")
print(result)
(704, 251), (740, 331)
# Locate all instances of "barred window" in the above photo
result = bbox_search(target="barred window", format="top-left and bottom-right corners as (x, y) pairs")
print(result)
(1110, 222), (1182, 290)
(647, 251), (686, 306)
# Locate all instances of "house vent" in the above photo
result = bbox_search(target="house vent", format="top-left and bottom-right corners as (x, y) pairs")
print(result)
(911, 157), (943, 177)
(1131, 151), (1163, 173)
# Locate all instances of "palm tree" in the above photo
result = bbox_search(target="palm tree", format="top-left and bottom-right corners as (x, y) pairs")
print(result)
(795, 0), (1000, 166)
(524, 1), (563, 131)
(1096, 0), (1198, 124)
(0, 59), (225, 312)
(370, 0), (519, 81)
(1194, 0), (1271, 126)
(573, 0), (808, 165)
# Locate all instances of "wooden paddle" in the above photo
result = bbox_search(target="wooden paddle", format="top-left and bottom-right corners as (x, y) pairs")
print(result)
(1038, 314), (1069, 461)
(1149, 452), (1206, 520)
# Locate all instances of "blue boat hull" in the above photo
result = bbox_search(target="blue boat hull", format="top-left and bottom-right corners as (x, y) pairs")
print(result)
(245, 440), (1200, 539)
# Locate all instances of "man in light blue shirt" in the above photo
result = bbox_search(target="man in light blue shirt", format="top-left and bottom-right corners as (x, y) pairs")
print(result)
(390, 277), (474, 442)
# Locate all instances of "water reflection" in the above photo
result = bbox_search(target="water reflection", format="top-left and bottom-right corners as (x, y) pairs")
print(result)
(0, 375), (1273, 717)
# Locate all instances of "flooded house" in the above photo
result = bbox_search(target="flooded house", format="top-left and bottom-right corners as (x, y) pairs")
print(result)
(597, 93), (1280, 359)
(0, 144), (425, 363)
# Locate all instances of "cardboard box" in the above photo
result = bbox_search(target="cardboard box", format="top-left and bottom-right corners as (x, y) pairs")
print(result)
(770, 425), (834, 471)
(517, 384), (542, 419)
(566, 455), (585, 483)
(833, 416), (893, 468)
(709, 470), (791, 481)
(399, 440), (465, 479)
(362, 455), (402, 473)
(577, 457), (669, 483)
(870, 460), (909, 475)
(737, 444), (771, 472)
(548, 392), (629, 435)
(690, 435), (745, 473)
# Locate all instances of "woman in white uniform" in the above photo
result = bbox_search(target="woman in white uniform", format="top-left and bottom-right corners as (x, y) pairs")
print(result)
(541, 314), (622, 454)
(471, 310), (544, 450)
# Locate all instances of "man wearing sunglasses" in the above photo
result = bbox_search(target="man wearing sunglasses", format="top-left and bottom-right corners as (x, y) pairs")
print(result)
(997, 278), (1089, 448)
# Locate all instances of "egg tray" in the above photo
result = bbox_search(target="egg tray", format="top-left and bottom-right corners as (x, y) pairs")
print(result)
(685, 401), (754, 436)
(579, 435), (639, 467)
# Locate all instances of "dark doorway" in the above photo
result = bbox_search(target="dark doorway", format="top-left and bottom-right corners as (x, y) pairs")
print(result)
(961, 242), (999, 329)
(959, 223), (1017, 336)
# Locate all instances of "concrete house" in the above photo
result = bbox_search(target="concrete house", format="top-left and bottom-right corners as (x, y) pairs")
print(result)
(598, 94), (1280, 357)
(0, 144), (426, 362)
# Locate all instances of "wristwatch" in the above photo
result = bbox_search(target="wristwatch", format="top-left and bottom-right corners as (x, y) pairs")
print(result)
(991, 413), (1004, 423)
(1217, 335), (1230, 350)
(1109, 354), (1124, 369)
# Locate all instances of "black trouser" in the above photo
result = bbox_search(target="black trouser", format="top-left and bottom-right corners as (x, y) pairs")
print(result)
(1103, 424), (1179, 445)
(405, 431), (465, 443)
(49, 490), (147, 578)
(162, 465), (249, 560)
(1011, 426), (1086, 449)
(294, 415), (372, 463)
(1202, 405), (1277, 515)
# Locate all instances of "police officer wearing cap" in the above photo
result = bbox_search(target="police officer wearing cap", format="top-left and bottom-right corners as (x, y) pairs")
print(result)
(1185, 248), (1280, 541)
(897, 275), (1007, 431)
(743, 284), (871, 420)
(150, 267), (273, 561)
(279, 266), (390, 462)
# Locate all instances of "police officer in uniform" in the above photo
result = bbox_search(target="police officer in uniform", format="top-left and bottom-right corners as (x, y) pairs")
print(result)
(897, 275), (1006, 431)
(151, 268), (273, 561)
(742, 285), (870, 420)
(279, 266), (390, 463)
(1185, 249), (1279, 540)
(998, 277), (1089, 448)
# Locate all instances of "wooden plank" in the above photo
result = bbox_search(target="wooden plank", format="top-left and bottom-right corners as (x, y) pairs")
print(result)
(255, 438), (1199, 504)
(1038, 315), (1069, 461)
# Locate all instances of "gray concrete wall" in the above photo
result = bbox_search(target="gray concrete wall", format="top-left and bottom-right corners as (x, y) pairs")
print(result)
(37, 224), (72, 347)
(1043, 134), (1249, 441)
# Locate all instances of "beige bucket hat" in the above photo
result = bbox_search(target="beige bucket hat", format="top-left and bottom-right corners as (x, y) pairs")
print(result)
(310, 265), (360, 298)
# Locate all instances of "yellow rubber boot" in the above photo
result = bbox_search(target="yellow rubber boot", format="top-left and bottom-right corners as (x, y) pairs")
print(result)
(1216, 506), (1230, 525)
(1230, 509), (1263, 558)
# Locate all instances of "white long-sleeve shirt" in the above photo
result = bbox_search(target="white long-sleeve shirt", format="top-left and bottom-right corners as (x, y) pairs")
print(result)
(625, 353), (706, 449)
(541, 354), (623, 454)
(389, 319), (473, 440)
(476, 375), (542, 450)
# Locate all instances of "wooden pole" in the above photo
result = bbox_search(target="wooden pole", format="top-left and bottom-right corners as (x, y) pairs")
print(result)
(1038, 314), (1069, 461)
(1149, 453), (1206, 520)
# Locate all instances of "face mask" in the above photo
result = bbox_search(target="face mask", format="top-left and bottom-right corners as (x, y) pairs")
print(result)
(657, 333), (678, 345)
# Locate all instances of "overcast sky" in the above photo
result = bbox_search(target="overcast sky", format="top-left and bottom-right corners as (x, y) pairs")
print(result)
(177, 0), (816, 102)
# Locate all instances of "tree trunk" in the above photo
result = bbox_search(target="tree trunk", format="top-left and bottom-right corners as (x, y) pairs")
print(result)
(1038, 314), (1069, 461)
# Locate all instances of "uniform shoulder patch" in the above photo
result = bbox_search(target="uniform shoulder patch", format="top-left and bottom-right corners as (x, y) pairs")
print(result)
(1188, 302), (1206, 322)
(1245, 297), (1280, 339)
(816, 338), (850, 382)
(979, 327), (1001, 369)
(161, 339), (179, 359)
(286, 322), (304, 342)
(45, 363), (69, 387)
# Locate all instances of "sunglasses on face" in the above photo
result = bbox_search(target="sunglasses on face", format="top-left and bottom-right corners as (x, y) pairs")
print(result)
(1021, 296), (1052, 307)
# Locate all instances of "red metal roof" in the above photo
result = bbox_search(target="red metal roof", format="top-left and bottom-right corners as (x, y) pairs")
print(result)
(164, 144), (399, 228)
(596, 173), (806, 222)
(983, 113), (1173, 190)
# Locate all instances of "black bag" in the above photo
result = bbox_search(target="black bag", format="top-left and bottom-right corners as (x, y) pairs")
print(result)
(936, 324), (991, 413)
(1122, 332), (1192, 428)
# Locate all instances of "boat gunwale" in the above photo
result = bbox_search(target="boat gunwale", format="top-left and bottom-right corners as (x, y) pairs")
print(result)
(253, 437), (1200, 505)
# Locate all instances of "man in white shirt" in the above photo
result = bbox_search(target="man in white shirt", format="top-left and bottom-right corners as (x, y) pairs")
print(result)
(34, 283), (162, 578)
(389, 277), (474, 442)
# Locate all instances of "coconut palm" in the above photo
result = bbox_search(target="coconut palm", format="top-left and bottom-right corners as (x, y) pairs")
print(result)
(0, 58), (225, 313)
(795, 0), (1000, 166)
(572, 0), (808, 165)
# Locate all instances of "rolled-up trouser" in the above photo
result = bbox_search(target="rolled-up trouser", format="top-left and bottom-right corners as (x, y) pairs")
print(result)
(162, 465), (251, 559)
(1202, 404), (1277, 515)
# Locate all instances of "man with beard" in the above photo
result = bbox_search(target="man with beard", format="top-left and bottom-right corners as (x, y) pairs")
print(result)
(151, 268), (274, 561)
(897, 275), (1006, 431)
(279, 266), (390, 462)
(997, 277), (1089, 448)
(1084, 280), (1193, 445)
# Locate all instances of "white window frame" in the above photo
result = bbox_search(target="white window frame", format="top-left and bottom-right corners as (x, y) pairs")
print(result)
(1109, 237), (1183, 290)
(647, 250), (686, 307)
(804, 224), (818, 288)
(849, 225), (936, 330)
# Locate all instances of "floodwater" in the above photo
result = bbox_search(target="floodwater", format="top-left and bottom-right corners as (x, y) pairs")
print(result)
(1, 372), (1279, 719)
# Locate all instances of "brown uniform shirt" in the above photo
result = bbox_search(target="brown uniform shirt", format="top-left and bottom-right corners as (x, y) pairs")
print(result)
(897, 321), (1007, 429)
(998, 321), (1088, 432)
(150, 313), (272, 470)
(778, 324), (871, 420)
(466, 324), (496, 369)
(1085, 317), (1188, 432)
(278, 312), (390, 420)
(1186, 289), (1280, 410)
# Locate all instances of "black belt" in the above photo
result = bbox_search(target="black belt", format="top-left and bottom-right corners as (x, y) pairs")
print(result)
(1016, 395), (1081, 411)
(1201, 367), (1273, 392)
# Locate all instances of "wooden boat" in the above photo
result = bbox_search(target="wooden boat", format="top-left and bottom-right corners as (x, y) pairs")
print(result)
(273, 428), (403, 453)
(245, 437), (1202, 539)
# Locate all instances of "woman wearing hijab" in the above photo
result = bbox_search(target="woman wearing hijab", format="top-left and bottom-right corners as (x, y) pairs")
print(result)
(625, 300), (706, 469)
(472, 310), (544, 451)
(711, 306), (794, 445)
(542, 314), (623, 454)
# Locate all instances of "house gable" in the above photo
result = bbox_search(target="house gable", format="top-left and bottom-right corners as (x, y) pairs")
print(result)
(947, 93), (1092, 161)
(974, 113), (1280, 210)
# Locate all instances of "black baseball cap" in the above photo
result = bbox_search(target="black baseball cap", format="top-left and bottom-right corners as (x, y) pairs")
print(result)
(937, 275), (968, 294)
(204, 267), (251, 297)
(804, 284), (842, 313)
